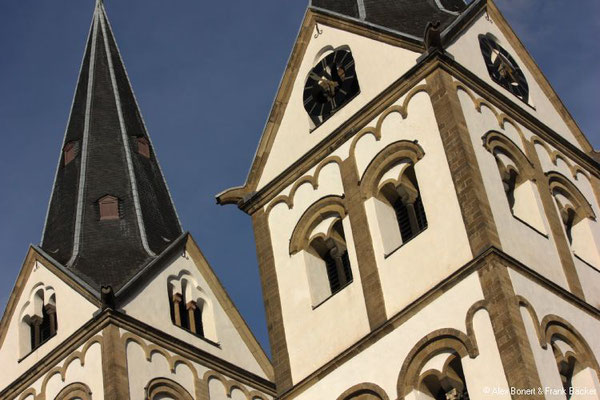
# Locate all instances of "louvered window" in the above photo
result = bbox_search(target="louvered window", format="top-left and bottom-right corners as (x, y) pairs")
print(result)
(394, 198), (413, 242)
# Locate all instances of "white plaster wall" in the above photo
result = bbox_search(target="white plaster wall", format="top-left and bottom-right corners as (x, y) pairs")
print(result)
(0, 261), (98, 391)
(267, 143), (371, 384)
(462, 309), (510, 400)
(257, 23), (420, 189)
(457, 88), (568, 288)
(533, 141), (600, 306)
(288, 273), (502, 400)
(446, 12), (583, 150)
(127, 338), (197, 400)
(358, 90), (473, 316)
(509, 269), (600, 374)
(519, 306), (565, 399)
(121, 253), (267, 379)
(125, 332), (272, 400)
(11, 340), (104, 400)
(574, 256), (600, 310)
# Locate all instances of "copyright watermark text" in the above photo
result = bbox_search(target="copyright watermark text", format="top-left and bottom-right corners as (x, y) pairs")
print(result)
(481, 386), (598, 396)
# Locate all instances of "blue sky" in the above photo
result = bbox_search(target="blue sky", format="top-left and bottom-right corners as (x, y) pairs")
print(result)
(0, 1), (598, 355)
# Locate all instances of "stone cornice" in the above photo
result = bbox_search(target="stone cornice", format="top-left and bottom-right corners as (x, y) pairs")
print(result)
(275, 246), (600, 400)
(223, 51), (598, 216)
(0, 310), (275, 400)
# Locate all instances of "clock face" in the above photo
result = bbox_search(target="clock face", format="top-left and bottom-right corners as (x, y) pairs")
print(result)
(303, 49), (360, 127)
(479, 36), (529, 103)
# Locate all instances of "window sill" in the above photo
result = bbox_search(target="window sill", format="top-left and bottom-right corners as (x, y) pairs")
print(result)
(512, 215), (548, 239)
(18, 332), (57, 363)
(573, 253), (600, 274)
(312, 280), (353, 310)
(173, 325), (220, 348)
(384, 227), (428, 259)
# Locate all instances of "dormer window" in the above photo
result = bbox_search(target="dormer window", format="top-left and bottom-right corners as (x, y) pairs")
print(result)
(63, 141), (78, 166)
(98, 195), (120, 220)
(137, 137), (150, 158)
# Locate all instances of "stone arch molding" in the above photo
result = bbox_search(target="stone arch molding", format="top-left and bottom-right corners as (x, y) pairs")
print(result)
(19, 335), (103, 400)
(266, 156), (343, 213)
(335, 382), (390, 400)
(53, 382), (92, 400)
(532, 136), (591, 181)
(203, 370), (269, 400)
(516, 297), (600, 378)
(349, 84), (430, 158)
(166, 269), (218, 342)
(289, 195), (347, 255)
(396, 328), (479, 400)
(454, 80), (592, 183)
(145, 377), (194, 400)
(546, 171), (596, 222)
(359, 140), (425, 200)
(482, 130), (535, 181)
(454, 81), (527, 145)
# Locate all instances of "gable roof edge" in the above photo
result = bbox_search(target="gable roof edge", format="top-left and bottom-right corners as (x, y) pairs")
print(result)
(0, 246), (101, 350)
(184, 236), (275, 381)
(485, 0), (594, 153)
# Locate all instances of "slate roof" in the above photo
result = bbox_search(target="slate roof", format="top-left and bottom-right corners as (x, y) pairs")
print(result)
(41, 0), (182, 293)
(310, 0), (467, 38)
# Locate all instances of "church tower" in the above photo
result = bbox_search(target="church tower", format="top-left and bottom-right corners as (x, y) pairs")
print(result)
(218, 0), (600, 399)
(0, 2), (274, 399)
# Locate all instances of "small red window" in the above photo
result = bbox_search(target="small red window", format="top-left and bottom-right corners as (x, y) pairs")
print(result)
(63, 142), (77, 166)
(98, 195), (120, 220)
(137, 137), (150, 158)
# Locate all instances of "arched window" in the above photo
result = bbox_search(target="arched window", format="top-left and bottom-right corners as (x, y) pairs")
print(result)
(418, 354), (469, 400)
(307, 218), (353, 298)
(54, 382), (92, 400)
(483, 132), (547, 234)
(397, 329), (478, 400)
(543, 318), (600, 399)
(145, 378), (193, 400)
(379, 165), (427, 244)
(289, 196), (355, 306)
(20, 287), (58, 355)
(167, 272), (216, 341)
(547, 172), (598, 266)
(360, 140), (427, 255)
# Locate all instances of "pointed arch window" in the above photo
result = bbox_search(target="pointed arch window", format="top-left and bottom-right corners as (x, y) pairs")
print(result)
(98, 195), (120, 221)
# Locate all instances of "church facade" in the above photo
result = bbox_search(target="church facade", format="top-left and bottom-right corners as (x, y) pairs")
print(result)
(1, 0), (600, 399)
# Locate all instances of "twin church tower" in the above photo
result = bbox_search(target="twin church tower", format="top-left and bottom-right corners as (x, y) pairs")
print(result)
(1, 1), (599, 399)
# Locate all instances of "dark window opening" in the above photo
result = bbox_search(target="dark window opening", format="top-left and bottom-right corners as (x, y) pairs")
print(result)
(311, 219), (353, 297)
(28, 304), (57, 352)
(561, 208), (576, 245)
(391, 167), (427, 243)
(168, 285), (205, 338)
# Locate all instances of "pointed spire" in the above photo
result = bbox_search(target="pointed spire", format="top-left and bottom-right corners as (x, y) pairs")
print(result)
(41, 2), (182, 291)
